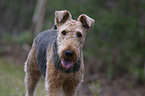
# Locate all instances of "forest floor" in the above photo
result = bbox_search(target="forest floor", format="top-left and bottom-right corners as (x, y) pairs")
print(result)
(0, 46), (145, 96)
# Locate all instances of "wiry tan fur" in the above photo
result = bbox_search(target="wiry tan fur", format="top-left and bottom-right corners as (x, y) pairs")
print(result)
(24, 42), (42, 96)
(24, 10), (95, 96)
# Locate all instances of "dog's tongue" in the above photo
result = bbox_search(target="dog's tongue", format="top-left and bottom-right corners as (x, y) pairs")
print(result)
(62, 59), (73, 69)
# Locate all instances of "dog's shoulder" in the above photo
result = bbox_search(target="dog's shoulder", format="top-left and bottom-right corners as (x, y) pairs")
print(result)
(34, 29), (57, 47)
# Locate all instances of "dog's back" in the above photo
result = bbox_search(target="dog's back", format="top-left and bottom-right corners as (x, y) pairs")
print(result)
(34, 27), (57, 76)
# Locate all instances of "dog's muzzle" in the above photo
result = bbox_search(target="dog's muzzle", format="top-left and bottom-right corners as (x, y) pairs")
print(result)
(61, 50), (76, 69)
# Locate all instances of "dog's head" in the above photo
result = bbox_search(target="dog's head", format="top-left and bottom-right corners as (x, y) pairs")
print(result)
(54, 10), (95, 70)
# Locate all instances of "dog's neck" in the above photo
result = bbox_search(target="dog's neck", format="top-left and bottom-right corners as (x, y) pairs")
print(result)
(53, 39), (81, 73)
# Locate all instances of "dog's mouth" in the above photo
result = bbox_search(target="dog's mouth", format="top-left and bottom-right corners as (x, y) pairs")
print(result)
(61, 58), (74, 69)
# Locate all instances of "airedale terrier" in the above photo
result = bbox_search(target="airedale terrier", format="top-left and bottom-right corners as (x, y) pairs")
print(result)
(24, 10), (95, 96)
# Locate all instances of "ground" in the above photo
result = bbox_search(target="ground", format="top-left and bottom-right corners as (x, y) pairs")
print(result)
(0, 58), (46, 96)
(0, 56), (145, 96)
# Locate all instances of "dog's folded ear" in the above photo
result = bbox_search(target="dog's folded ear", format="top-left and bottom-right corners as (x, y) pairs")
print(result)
(55, 10), (72, 26)
(78, 14), (95, 30)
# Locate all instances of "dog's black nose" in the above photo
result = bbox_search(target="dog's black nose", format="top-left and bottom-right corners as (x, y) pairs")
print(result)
(65, 50), (73, 57)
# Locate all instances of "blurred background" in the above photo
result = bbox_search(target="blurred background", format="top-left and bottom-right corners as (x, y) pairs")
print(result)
(0, 0), (145, 96)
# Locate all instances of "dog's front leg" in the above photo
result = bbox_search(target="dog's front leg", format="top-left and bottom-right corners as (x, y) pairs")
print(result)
(46, 87), (64, 96)
(45, 75), (64, 96)
(45, 61), (64, 96)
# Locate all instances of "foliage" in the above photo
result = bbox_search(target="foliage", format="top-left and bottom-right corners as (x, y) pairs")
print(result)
(89, 80), (100, 96)
(2, 31), (34, 45)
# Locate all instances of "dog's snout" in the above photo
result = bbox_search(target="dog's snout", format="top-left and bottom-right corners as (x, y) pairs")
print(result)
(65, 50), (74, 57)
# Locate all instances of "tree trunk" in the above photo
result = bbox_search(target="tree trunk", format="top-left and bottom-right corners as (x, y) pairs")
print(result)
(31, 0), (47, 35)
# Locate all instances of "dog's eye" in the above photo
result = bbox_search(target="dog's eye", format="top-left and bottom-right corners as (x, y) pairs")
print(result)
(61, 30), (66, 35)
(77, 32), (82, 38)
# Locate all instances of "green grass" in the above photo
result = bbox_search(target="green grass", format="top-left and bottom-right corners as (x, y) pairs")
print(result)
(0, 58), (46, 96)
